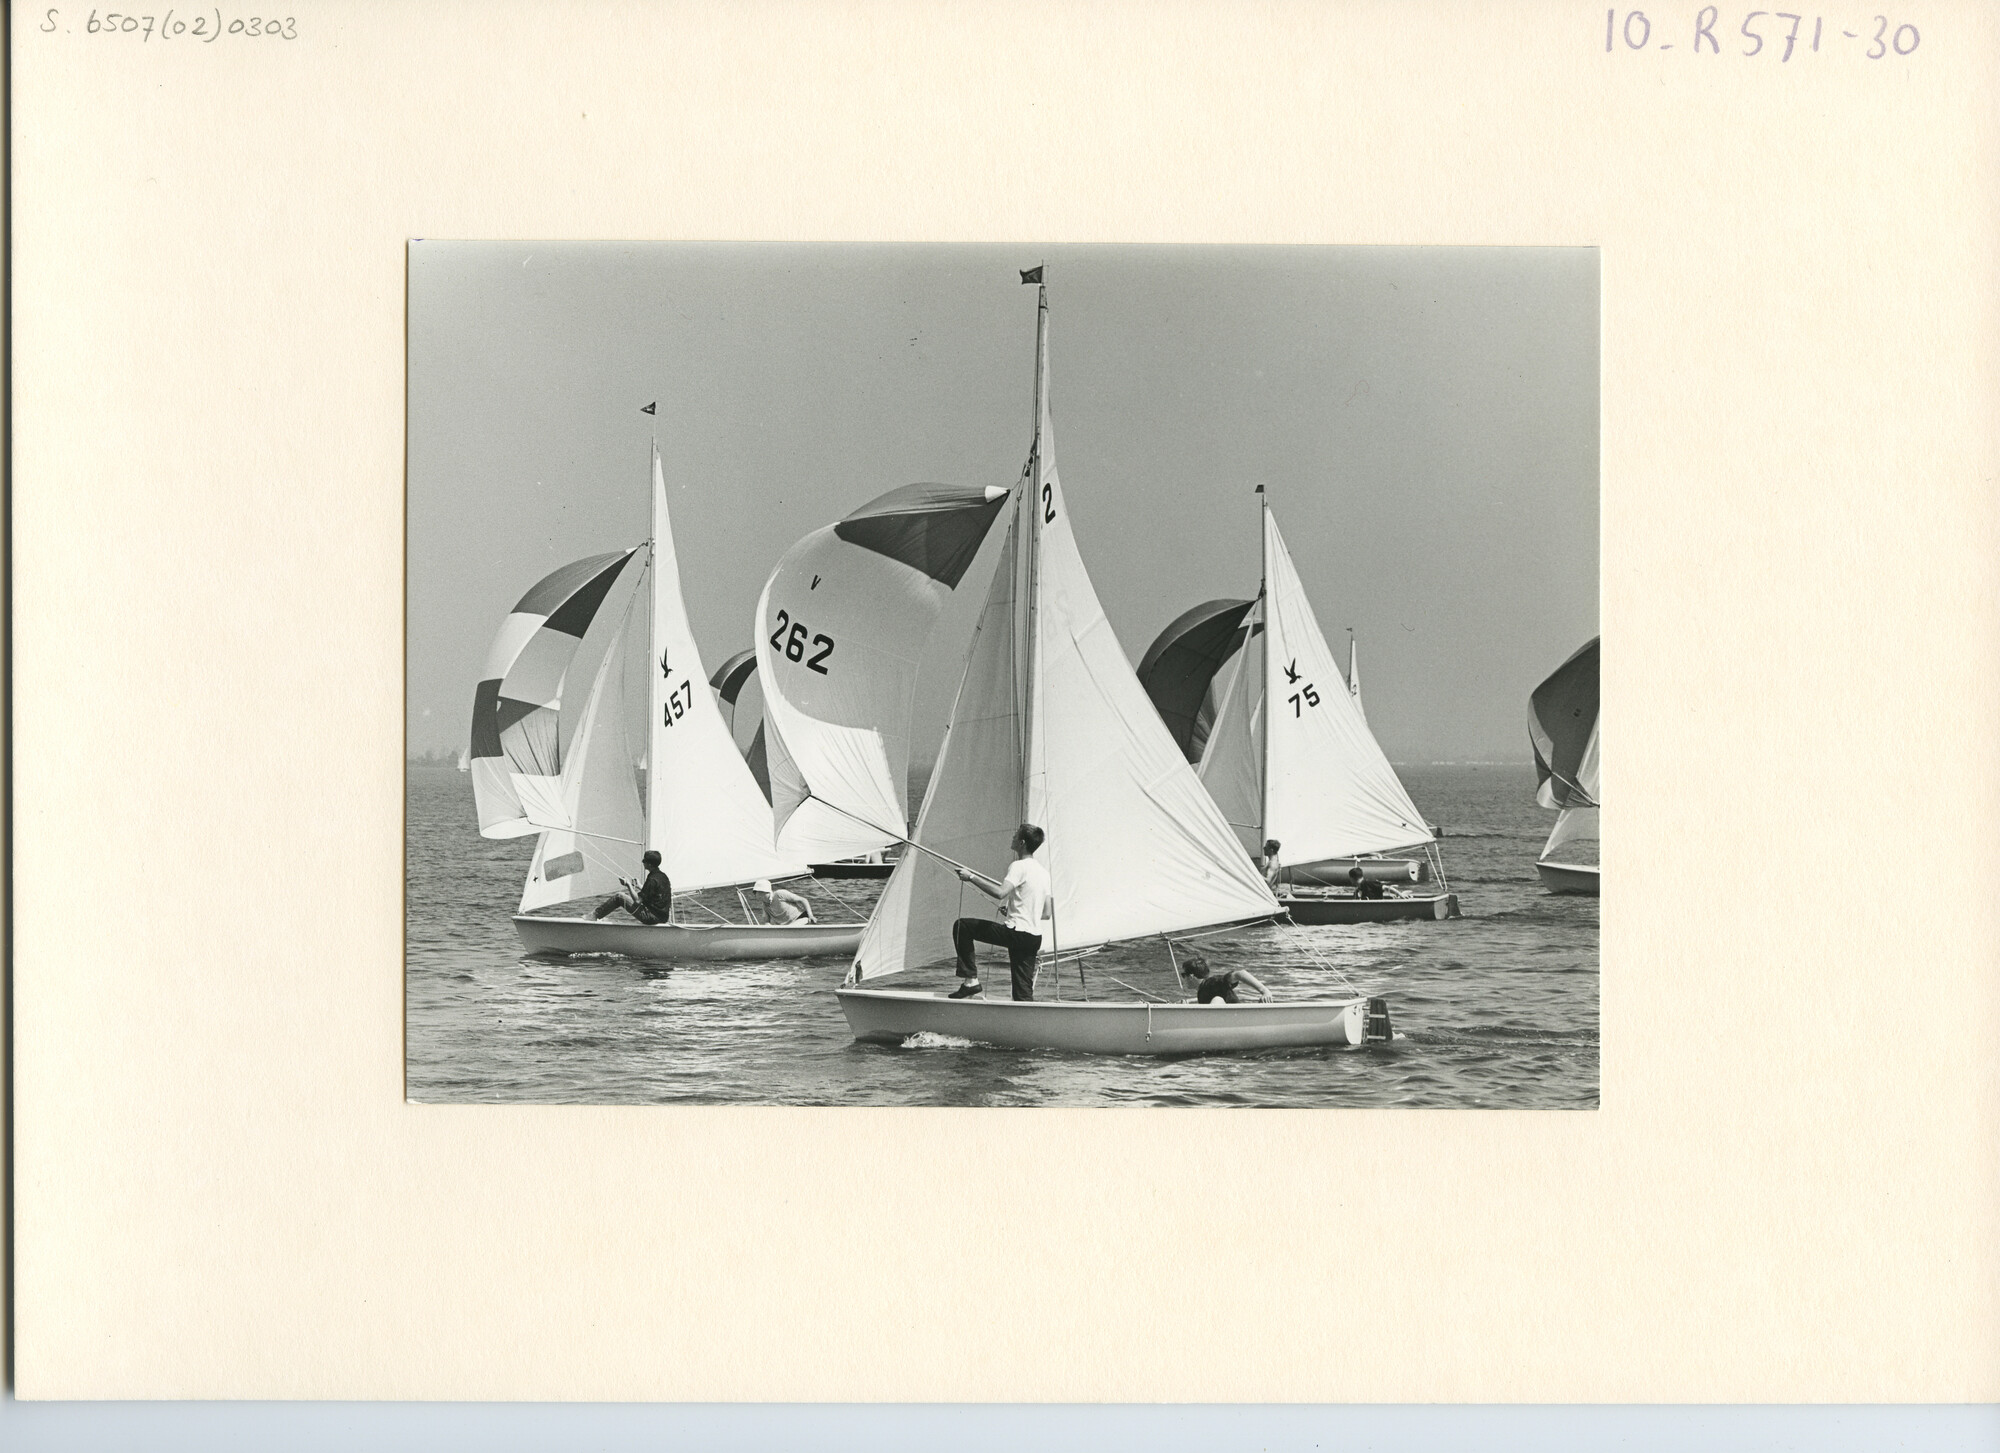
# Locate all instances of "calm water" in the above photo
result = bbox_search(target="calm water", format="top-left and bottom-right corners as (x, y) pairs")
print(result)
(405, 764), (1597, 1107)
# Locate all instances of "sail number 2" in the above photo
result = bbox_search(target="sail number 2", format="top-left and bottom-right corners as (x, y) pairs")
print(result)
(768, 610), (836, 674)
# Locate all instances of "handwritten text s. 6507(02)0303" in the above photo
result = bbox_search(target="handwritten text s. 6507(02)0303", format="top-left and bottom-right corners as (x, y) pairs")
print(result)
(40, 9), (298, 41)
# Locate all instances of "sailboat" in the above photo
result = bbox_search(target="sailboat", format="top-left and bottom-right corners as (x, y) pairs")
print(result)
(1139, 494), (1459, 925)
(1529, 636), (1599, 895)
(761, 274), (1391, 1053)
(1345, 630), (1365, 722)
(469, 445), (864, 961)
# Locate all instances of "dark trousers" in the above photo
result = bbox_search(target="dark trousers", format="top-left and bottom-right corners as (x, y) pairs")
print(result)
(594, 891), (665, 925)
(952, 918), (1042, 1001)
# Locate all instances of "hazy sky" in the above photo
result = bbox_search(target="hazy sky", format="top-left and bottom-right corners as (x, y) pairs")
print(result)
(408, 243), (1597, 764)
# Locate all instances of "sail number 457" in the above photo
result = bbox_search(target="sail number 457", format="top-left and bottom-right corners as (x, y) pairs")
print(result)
(769, 610), (835, 674)
(661, 678), (696, 726)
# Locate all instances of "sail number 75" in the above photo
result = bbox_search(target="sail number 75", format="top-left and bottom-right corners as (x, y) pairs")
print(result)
(1289, 684), (1321, 716)
(768, 609), (836, 674)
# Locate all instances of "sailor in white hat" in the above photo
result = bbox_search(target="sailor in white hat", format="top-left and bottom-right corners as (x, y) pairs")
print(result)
(750, 878), (815, 925)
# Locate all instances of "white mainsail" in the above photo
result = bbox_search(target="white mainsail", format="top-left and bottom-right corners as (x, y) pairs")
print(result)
(1258, 508), (1432, 862)
(852, 293), (1278, 981)
(756, 481), (1012, 862)
(643, 448), (809, 891)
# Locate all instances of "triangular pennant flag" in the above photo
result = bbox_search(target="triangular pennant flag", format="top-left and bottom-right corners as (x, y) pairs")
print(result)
(1019, 265), (1043, 285)
(641, 402), (656, 415)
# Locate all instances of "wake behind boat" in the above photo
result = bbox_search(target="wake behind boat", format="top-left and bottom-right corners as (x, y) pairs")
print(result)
(468, 441), (855, 962)
(758, 271), (1388, 1054)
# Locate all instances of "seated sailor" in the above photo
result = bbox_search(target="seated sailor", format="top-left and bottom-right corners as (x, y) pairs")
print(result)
(751, 878), (815, 925)
(593, 849), (673, 924)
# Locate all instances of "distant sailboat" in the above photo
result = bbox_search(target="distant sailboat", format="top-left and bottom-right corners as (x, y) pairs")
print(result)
(469, 445), (861, 961)
(763, 275), (1389, 1053)
(1140, 494), (1458, 924)
(1529, 636), (1600, 895)
(1346, 629), (1365, 723)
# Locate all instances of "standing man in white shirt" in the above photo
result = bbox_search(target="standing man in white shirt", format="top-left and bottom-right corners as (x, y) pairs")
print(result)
(948, 823), (1052, 1001)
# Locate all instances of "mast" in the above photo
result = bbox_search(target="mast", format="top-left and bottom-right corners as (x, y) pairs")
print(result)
(646, 435), (659, 843)
(1027, 277), (1056, 985)
(1022, 281), (1048, 825)
(1257, 483), (1270, 859)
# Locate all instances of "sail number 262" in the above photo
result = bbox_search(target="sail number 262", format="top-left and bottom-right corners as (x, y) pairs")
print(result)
(768, 610), (836, 674)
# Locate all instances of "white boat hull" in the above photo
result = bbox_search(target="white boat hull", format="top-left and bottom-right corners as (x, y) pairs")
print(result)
(1284, 891), (1460, 924)
(1535, 860), (1600, 896)
(837, 987), (1382, 1054)
(514, 915), (863, 962)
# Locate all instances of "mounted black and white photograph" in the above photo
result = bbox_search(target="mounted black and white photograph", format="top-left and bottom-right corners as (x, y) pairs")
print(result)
(406, 243), (1598, 1107)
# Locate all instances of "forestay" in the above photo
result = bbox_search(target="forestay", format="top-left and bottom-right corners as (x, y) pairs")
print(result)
(756, 481), (1010, 862)
(470, 548), (638, 838)
(853, 307), (1277, 981)
(644, 451), (809, 891)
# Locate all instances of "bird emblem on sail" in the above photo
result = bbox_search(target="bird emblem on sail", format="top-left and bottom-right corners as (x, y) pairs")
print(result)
(659, 648), (673, 681)
(1284, 658), (1300, 684)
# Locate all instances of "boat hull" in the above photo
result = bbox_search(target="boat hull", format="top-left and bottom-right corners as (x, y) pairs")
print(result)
(1288, 856), (1430, 887)
(1284, 892), (1460, 924)
(1535, 860), (1600, 896)
(806, 861), (895, 880)
(836, 987), (1374, 1054)
(514, 915), (864, 961)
